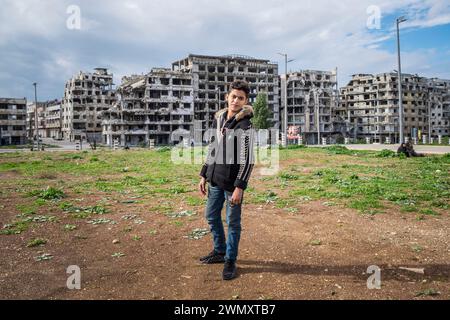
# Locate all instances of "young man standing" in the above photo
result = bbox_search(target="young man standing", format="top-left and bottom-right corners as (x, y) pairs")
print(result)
(198, 80), (255, 280)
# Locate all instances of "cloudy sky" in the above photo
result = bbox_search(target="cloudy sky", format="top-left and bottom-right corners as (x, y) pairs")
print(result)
(1, 0), (449, 101)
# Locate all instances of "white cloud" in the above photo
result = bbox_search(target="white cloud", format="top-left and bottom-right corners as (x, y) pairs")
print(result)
(0, 0), (449, 99)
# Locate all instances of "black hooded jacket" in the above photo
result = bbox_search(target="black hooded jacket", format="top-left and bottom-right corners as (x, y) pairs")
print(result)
(200, 106), (255, 192)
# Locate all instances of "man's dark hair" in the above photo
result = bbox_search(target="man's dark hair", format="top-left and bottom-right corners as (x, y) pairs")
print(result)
(228, 80), (250, 98)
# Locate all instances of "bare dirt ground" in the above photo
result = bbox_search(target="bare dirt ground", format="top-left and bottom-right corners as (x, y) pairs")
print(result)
(0, 157), (449, 300)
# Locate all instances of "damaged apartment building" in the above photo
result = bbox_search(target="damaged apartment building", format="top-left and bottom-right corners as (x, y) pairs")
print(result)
(338, 73), (450, 143)
(26, 99), (62, 140)
(102, 54), (279, 147)
(102, 68), (193, 146)
(172, 54), (280, 131)
(281, 69), (339, 144)
(427, 78), (450, 139)
(0, 97), (27, 145)
(62, 68), (116, 142)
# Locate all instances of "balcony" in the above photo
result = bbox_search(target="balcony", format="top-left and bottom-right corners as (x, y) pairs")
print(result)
(0, 130), (27, 136)
(0, 120), (27, 126)
(0, 109), (27, 115)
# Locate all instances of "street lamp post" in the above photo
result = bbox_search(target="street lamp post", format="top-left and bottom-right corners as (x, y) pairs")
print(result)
(33, 82), (40, 151)
(278, 53), (295, 147)
(396, 16), (407, 144)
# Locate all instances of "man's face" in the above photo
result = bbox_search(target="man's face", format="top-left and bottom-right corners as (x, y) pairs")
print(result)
(226, 89), (248, 114)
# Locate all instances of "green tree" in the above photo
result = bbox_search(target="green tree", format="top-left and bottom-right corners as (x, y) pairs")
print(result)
(252, 93), (272, 129)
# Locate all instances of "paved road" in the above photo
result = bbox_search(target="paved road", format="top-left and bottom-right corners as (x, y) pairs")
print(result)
(0, 138), (88, 153)
(309, 143), (450, 154)
(1, 140), (450, 154)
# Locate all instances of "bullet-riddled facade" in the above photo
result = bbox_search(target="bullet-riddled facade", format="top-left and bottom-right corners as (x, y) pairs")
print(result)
(427, 78), (450, 138)
(337, 73), (445, 143)
(102, 68), (194, 146)
(281, 70), (339, 144)
(0, 97), (27, 145)
(172, 54), (280, 131)
(62, 68), (116, 142)
(26, 99), (62, 140)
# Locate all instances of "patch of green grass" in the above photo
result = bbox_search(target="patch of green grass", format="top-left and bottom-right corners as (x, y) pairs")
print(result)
(252, 190), (278, 204)
(169, 186), (188, 194)
(430, 200), (449, 209)
(87, 218), (114, 225)
(71, 212), (91, 219)
(400, 205), (418, 213)
(165, 210), (196, 218)
(289, 185), (324, 200)
(275, 199), (295, 208)
(35, 253), (53, 261)
(34, 198), (46, 206)
(67, 154), (83, 160)
(349, 197), (383, 214)
(1, 214), (56, 235)
(28, 186), (65, 200)
(376, 149), (397, 158)
(61, 202), (109, 216)
(1, 220), (30, 235)
(279, 172), (299, 180)
(89, 205), (108, 215)
(185, 228), (209, 240)
(151, 203), (173, 214)
(111, 252), (125, 258)
(323, 146), (353, 155)
(63, 224), (77, 231)
(16, 204), (37, 215)
(26, 238), (47, 247)
(122, 176), (142, 186)
(415, 289), (440, 297)
(185, 195), (204, 206)
(419, 208), (440, 216)
(280, 144), (307, 150)
(94, 180), (126, 192)
(146, 177), (170, 185)
(156, 147), (171, 152)
(2, 147), (448, 222)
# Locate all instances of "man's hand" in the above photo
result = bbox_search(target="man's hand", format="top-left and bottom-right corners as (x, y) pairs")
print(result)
(199, 177), (207, 196)
(230, 187), (243, 206)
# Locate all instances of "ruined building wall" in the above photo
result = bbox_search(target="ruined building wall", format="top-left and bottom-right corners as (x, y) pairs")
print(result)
(172, 54), (279, 132)
(62, 68), (116, 142)
(282, 70), (338, 144)
(427, 78), (450, 138)
(26, 100), (62, 139)
(338, 73), (438, 143)
(0, 97), (27, 145)
(102, 68), (194, 146)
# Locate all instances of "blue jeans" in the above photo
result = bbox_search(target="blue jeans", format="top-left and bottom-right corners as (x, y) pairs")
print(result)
(205, 184), (242, 262)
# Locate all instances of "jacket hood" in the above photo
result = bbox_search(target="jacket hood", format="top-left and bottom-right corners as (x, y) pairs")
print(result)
(215, 105), (254, 121)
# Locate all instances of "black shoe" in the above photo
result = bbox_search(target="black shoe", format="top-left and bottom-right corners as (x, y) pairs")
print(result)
(199, 250), (225, 264)
(222, 260), (237, 280)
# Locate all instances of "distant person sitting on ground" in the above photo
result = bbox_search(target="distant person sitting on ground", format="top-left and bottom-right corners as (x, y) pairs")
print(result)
(397, 141), (424, 157)
(397, 143), (408, 157)
(405, 140), (424, 157)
